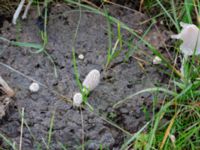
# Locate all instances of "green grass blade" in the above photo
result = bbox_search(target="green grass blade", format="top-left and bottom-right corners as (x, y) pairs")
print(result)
(0, 132), (17, 150)
(183, 0), (193, 23)
(120, 121), (150, 150)
(171, 0), (179, 29)
(156, 0), (180, 32)
(0, 36), (43, 49)
(47, 111), (55, 148)
(117, 22), (122, 49)
(72, 47), (82, 90)
(105, 8), (113, 68)
(113, 87), (177, 108)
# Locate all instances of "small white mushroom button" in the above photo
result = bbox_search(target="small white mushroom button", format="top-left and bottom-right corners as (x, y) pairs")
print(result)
(78, 54), (84, 60)
(73, 92), (83, 107)
(153, 56), (162, 65)
(29, 82), (40, 92)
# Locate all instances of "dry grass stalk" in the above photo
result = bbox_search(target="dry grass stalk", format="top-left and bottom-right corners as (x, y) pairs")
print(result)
(0, 76), (15, 97)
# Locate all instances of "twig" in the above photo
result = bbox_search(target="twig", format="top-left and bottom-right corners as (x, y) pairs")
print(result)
(0, 76), (15, 97)
(19, 107), (25, 150)
(81, 0), (99, 9)
(80, 108), (85, 150)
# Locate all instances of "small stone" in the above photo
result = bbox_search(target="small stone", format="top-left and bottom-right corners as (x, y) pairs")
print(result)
(29, 82), (40, 92)
(78, 54), (84, 60)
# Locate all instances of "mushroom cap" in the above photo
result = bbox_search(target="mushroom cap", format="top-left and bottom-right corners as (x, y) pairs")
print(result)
(82, 69), (100, 91)
(171, 22), (200, 56)
(73, 93), (83, 107)
(29, 82), (40, 92)
(153, 56), (162, 65)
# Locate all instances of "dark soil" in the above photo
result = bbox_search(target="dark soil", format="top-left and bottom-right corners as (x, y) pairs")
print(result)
(0, 3), (170, 149)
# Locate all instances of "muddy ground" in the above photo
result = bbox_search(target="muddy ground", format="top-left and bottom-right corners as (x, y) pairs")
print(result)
(0, 3), (170, 150)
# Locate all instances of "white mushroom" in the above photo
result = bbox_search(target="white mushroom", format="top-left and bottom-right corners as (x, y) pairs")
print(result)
(29, 82), (40, 92)
(78, 54), (84, 60)
(72, 69), (100, 107)
(153, 56), (162, 65)
(82, 69), (100, 92)
(171, 22), (200, 56)
(73, 92), (83, 107)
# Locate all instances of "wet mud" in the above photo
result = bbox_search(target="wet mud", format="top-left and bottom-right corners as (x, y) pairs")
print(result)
(0, 3), (169, 149)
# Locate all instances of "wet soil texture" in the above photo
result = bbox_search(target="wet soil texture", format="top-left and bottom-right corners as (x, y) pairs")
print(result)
(0, 3), (168, 149)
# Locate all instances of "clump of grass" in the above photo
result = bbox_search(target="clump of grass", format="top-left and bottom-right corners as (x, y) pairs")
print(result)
(105, 10), (123, 69)
(144, 0), (200, 30)
(120, 1), (200, 149)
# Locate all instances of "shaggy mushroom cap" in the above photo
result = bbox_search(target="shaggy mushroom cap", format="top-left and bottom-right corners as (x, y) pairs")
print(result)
(171, 22), (200, 56)
(82, 69), (100, 92)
